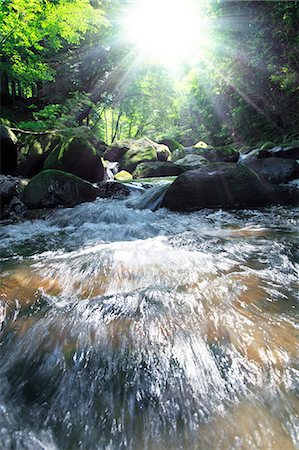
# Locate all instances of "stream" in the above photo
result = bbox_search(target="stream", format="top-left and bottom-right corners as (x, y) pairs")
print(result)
(0, 189), (298, 449)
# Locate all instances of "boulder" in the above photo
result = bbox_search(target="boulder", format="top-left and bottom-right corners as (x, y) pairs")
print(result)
(23, 170), (100, 208)
(158, 138), (183, 152)
(16, 152), (50, 179)
(0, 175), (28, 220)
(0, 176), (24, 211)
(174, 154), (209, 171)
(241, 157), (299, 184)
(172, 146), (239, 163)
(44, 137), (105, 183)
(268, 143), (299, 160)
(161, 163), (299, 211)
(0, 125), (18, 174)
(104, 138), (171, 172)
(133, 161), (185, 179)
(18, 132), (62, 158)
(241, 143), (299, 163)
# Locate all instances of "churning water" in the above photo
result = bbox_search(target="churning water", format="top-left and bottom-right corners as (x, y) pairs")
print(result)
(0, 191), (298, 449)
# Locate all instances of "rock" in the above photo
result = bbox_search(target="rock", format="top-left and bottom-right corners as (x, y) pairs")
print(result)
(174, 154), (209, 171)
(96, 181), (130, 198)
(194, 146), (239, 163)
(104, 138), (171, 172)
(0, 175), (28, 220)
(240, 143), (299, 164)
(104, 142), (129, 162)
(44, 137), (105, 183)
(172, 146), (239, 163)
(158, 138), (183, 152)
(23, 170), (100, 208)
(161, 163), (299, 211)
(0, 176), (24, 211)
(269, 144), (299, 160)
(0, 125), (18, 174)
(16, 152), (50, 178)
(114, 170), (133, 181)
(241, 157), (299, 184)
(133, 161), (185, 179)
(194, 141), (209, 148)
(18, 133), (62, 158)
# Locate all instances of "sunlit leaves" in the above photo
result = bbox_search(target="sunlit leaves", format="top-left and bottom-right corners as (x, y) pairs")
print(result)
(0, 0), (108, 83)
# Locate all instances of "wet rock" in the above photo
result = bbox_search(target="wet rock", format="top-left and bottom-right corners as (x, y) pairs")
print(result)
(44, 137), (105, 183)
(23, 170), (100, 208)
(104, 138), (171, 172)
(0, 175), (28, 220)
(161, 163), (299, 211)
(240, 157), (299, 184)
(240, 142), (299, 163)
(96, 181), (130, 198)
(268, 143), (299, 160)
(133, 161), (184, 178)
(174, 154), (209, 171)
(0, 125), (18, 175)
(172, 146), (239, 163)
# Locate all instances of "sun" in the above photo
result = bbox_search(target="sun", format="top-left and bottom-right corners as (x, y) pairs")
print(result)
(124, 0), (210, 68)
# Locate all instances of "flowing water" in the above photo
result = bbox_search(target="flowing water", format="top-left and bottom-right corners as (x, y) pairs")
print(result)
(0, 190), (298, 450)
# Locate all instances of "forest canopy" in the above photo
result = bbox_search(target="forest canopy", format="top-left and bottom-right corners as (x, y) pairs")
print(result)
(1, 0), (298, 146)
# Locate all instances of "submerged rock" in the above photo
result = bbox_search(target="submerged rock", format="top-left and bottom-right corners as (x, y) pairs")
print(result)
(161, 163), (299, 211)
(0, 125), (18, 175)
(133, 161), (184, 178)
(241, 157), (299, 184)
(23, 170), (100, 208)
(44, 137), (105, 183)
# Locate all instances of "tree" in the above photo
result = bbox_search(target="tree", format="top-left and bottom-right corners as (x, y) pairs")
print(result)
(0, 0), (107, 103)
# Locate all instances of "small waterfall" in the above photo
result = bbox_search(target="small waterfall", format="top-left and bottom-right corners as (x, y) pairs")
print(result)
(128, 180), (172, 210)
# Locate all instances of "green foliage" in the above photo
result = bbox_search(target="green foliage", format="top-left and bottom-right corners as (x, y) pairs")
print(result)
(2, 0), (299, 148)
(0, 0), (108, 84)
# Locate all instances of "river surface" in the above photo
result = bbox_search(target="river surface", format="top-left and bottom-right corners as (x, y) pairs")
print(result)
(0, 191), (298, 449)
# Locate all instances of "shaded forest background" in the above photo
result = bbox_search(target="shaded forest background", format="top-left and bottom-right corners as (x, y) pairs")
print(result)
(1, 0), (298, 147)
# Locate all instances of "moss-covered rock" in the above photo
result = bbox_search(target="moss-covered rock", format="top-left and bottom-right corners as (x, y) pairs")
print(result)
(172, 146), (239, 163)
(158, 138), (183, 152)
(114, 170), (133, 181)
(133, 161), (185, 179)
(23, 170), (100, 208)
(194, 141), (209, 148)
(0, 125), (18, 175)
(104, 138), (171, 172)
(44, 137), (105, 183)
(174, 154), (209, 170)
